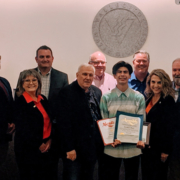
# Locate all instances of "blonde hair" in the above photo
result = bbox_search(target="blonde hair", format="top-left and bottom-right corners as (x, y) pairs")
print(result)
(145, 69), (175, 98)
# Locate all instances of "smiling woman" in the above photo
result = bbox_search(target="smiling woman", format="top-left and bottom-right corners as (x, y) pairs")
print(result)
(14, 69), (56, 180)
(142, 69), (176, 180)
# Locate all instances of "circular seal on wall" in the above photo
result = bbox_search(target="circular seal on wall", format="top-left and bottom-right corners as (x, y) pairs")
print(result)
(92, 2), (148, 58)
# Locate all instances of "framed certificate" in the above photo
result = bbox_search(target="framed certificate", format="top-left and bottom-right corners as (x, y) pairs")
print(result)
(142, 122), (151, 145)
(97, 117), (116, 146)
(114, 111), (144, 144)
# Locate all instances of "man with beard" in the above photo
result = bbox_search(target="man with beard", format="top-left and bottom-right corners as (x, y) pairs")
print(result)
(89, 51), (116, 94)
(169, 58), (180, 180)
(128, 50), (150, 97)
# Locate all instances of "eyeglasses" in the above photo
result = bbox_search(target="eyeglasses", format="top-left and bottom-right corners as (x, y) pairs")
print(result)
(89, 61), (107, 65)
(23, 79), (38, 83)
(134, 60), (148, 64)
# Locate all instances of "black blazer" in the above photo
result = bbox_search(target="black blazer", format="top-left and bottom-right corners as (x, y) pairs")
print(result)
(0, 77), (13, 143)
(56, 80), (103, 162)
(146, 95), (176, 154)
(14, 94), (53, 163)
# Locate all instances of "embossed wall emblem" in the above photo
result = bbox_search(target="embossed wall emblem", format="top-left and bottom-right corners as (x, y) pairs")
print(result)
(92, 2), (148, 58)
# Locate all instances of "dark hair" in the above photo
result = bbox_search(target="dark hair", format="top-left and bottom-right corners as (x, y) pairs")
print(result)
(36, 45), (53, 57)
(112, 61), (133, 75)
(16, 69), (42, 97)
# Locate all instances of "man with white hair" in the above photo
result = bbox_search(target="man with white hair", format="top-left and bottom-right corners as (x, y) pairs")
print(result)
(128, 50), (150, 96)
(89, 51), (116, 94)
(56, 63), (104, 180)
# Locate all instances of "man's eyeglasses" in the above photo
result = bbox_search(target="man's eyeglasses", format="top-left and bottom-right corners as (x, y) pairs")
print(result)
(89, 61), (107, 65)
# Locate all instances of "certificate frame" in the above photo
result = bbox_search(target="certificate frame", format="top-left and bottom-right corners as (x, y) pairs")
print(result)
(114, 111), (144, 143)
(142, 122), (151, 145)
(97, 117), (116, 146)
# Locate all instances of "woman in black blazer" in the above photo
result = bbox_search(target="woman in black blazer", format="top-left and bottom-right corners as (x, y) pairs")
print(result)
(141, 69), (176, 180)
(14, 69), (55, 180)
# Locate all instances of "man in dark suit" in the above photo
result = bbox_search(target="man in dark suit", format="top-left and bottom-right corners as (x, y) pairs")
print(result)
(17, 45), (68, 111)
(34, 45), (68, 111)
(56, 63), (104, 180)
(16, 45), (68, 179)
(0, 77), (15, 167)
(169, 58), (180, 180)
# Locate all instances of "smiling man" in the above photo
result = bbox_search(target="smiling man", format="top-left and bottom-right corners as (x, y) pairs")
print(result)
(128, 50), (150, 97)
(89, 51), (116, 94)
(56, 63), (104, 180)
(100, 61), (145, 180)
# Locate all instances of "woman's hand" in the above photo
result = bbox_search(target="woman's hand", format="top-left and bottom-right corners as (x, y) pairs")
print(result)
(39, 139), (51, 153)
(111, 139), (121, 148)
(161, 153), (169, 162)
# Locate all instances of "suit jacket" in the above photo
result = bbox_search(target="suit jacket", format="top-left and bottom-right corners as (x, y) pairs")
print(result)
(0, 77), (13, 143)
(56, 80), (103, 162)
(34, 67), (68, 105)
(146, 95), (175, 155)
(14, 94), (53, 163)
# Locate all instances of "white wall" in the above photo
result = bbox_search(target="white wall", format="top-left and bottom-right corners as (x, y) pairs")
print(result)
(0, 0), (179, 89)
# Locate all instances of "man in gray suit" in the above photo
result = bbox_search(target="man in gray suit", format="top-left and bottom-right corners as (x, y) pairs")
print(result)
(16, 45), (68, 180)
(34, 45), (68, 110)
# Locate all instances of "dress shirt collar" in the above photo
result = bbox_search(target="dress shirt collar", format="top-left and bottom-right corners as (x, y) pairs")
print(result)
(94, 73), (105, 81)
(38, 68), (52, 76)
(129, 71), (149, 82)
(114, 86), (130, 98)
(23, 91), (43, 103)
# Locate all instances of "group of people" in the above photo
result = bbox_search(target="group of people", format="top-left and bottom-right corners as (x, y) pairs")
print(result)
(0, 45), (180, 180)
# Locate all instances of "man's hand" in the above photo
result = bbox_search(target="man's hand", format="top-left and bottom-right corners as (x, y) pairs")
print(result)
(7, 123), (15, 134)
(161, 153), (169, 162)
(111, 139), (121, 148)
(67, 150), (76, 161)
(136, 141), (145, 149)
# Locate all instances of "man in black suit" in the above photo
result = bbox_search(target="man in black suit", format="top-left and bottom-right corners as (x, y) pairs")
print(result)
(0, 77), (14, 167)
(56, 63), (104, 180)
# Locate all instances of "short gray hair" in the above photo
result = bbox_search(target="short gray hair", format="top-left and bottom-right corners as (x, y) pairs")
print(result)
(133, 50), (150, 61)
(16, 69), (42, 97)
(77, 63), (95, 73)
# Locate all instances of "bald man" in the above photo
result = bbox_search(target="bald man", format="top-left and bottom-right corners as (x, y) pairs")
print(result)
(89, 51), (116, 94)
